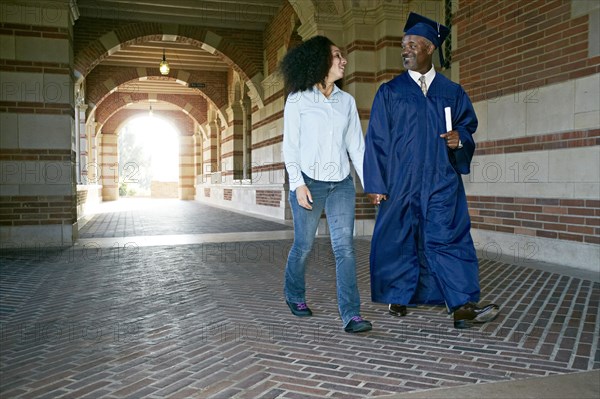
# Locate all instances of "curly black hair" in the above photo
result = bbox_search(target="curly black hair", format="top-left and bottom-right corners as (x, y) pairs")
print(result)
(279, 35), (335, 96)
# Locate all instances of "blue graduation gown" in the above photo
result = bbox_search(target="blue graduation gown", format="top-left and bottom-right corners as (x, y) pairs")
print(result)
(363, 72), (480, 311)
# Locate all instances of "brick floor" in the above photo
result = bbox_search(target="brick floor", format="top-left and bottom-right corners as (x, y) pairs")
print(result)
(78, 198), (292, 238)
(1, 199), (598, 398)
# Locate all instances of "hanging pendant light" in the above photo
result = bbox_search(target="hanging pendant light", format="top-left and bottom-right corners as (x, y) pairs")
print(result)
(159, 49), (170, 75)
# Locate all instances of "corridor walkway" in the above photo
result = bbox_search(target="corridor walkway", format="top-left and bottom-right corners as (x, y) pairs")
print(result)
(1, 199), (598, 398)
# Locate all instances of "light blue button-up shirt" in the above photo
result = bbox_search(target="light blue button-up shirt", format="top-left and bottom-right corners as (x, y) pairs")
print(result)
(282, 84), (365, 191)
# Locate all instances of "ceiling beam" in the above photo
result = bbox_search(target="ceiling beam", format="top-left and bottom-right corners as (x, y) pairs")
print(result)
(77, 0), (283, 30)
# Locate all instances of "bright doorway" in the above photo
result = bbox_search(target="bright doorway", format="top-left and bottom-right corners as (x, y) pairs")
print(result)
(118, 116), (179, 197)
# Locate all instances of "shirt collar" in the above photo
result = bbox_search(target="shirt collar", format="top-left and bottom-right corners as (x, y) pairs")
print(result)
(312, 83), (341, 97)
(408, 65), (436, 89)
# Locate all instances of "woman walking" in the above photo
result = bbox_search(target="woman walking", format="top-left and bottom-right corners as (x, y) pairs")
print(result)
(280, 36), (372, 333)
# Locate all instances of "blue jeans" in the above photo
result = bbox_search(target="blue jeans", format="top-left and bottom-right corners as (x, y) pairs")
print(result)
(284, 173), (361, 328)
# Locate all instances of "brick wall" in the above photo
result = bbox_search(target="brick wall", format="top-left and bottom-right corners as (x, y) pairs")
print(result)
(256, 190), (281, 207)
(474, 129), (599, 155)
(1, 150), (76, 227)
(0, 2), (77, 245)
(455, 0), (599, 268)
(345, 37), (404, 87)
(355, 194), (376, 220)
(1, 195), (75, 227)
(454, 0), (600, 102)
(263, 2), (302, 76)
(0, 22), (72, 117)
(468, 196), (599, 245)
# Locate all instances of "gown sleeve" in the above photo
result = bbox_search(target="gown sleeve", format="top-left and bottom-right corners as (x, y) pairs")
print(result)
(363, 84), (391, 195)
(449, 86), (478, 175)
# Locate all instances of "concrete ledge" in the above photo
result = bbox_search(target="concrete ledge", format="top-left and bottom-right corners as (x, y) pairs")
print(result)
(471, 229), (600, 275)
(382, 370), (600, 399)
(0, 224), (75, 247)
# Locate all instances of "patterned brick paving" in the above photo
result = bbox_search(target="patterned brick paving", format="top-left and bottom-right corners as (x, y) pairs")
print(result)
(78, 199), (291, 238)
(1, 200), (598, 398)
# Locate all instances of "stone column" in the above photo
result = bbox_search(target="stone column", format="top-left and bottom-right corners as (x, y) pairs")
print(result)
(84, 121), (99, 185)
(241, 95), (252, 180)
(99, 133), (119, 201)
(0, 0), (78, 246)
(203, 111), (220, 177)
(77, 104), (88, 183)
(223, 101), (244, 182)
(194, 129), (203, 177)
(178, 135), (195, 200)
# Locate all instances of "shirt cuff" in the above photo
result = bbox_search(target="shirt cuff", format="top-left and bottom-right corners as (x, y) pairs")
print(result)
(289, 177), (306, 192)
(457, 139), (463, 149)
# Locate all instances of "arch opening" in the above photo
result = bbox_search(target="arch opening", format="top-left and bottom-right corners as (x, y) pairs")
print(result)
(118, 116), (180, 198)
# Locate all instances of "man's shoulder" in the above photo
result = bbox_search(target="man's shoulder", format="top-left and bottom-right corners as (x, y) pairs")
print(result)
(386, 72), (410, 86)
(376, 72), (411, 93)
(433, 73), (462, 90)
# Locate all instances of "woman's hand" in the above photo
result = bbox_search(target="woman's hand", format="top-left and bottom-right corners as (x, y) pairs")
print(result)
(296, 185), (313, 210)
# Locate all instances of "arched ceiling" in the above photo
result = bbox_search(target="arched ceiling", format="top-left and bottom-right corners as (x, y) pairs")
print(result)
(76, 0), (286, 31)
(101, 40), (229, 73)
(76, 0), (287, 123)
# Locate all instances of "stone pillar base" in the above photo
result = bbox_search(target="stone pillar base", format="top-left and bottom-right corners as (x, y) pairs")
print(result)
(179, 187), (195, 200)
(102, 187), (118, 201)
(1, 224), (75, 248)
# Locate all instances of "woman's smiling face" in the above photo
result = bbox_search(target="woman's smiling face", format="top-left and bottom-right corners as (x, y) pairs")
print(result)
(326, 45), (347, 82)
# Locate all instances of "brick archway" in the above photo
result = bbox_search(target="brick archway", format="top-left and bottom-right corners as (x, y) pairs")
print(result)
(85, 66), (227, 122)
(74, 26), (265, 106)
(98, 108), (196, 201)
(102, 109), (193, 137)
(94, 91), (208, 130)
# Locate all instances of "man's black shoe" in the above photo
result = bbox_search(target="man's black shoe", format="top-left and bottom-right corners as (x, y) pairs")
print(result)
(286, 301), (312, 317)
(453, 302), (500, 329)
(389, 304), (407, 317)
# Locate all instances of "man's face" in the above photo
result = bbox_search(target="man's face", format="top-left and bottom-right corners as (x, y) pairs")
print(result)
(402, 35), (435, 74)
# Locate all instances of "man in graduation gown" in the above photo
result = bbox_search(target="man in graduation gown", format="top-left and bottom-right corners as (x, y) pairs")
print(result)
(363, 12), (500, 329)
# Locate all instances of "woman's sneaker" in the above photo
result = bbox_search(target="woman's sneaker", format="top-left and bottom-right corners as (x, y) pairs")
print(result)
(344, 316), (372, 333)
(286, 301), (313, 317)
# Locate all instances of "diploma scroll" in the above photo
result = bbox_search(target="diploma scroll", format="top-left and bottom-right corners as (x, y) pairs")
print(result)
(444, 107), (452, 132)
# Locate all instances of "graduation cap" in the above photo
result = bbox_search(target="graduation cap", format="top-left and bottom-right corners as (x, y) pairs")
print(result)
(404, 12), (450, 67)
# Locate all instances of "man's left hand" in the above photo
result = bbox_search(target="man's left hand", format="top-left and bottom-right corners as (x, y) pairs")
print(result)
(367, 193), (387, 205)
(440, 130), (460, 149)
